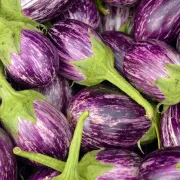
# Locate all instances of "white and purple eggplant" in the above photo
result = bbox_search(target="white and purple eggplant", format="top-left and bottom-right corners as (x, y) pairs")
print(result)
(56, 0), (100, 29)
(103, 0), (139, 6)
(14, 110), (142, 180)
(102, 31), (134, 74)
(138, 147), (180, 179)
(49, 19), (154, 120)
(123, 39), (180, 106)
(21, 0), (74, 22)
(177, 34), (180, 53)
(0, 69), (72, 165)
(134, 0), (180, 43)
(0, 128), (17, 180)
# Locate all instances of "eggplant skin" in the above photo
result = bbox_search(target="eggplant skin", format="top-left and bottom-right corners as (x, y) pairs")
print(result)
(160, 104), (180, 147)
(138, 147), (180, 180)
(103, 0), (139, 6)
(21, 0), (74, 22)
(57, 0), (100, 29)
(8, 30), (59, 88)
(134, 0), (180, 43)
(29, 169), (59, 180)
(68, 84), (150, 151)
(49, 19), (100, 81)
(96, 149), (142, 180)
(177, 34), (180, 53)
(102, 31), (134, 75)
(16, 100), (72, 164)
(124, 39), (180, 102)
(0, 128), (17, 180)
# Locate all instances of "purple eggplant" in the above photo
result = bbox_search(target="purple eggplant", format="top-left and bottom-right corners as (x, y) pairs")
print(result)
(103, 0), (139, 6)
(0, 69), (72, 165)
(0, 128), (17, 180)
(56, 0), (100, 29)
(68, 84), (151, 150)
(49, 19), (154, 120)
(177, 34), (180, 53)
(123, 39), (180, 105)
(102, 31), (134, 74)
(134, 0), (180, 43)
(35, 75), (72, 114)
(138, 147), (180, 179)
(21, 0), (74, 22)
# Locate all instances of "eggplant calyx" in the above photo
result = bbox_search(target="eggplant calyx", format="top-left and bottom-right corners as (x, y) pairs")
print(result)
(95, 0), (109, 15)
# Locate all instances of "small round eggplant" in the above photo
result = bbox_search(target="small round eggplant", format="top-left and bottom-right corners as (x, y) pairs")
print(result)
(57, 0), (100, 29)
(0, 128), (17, 180)
(8, 30), (59, 88)
(134, 0), (180, 43)
(103, 0), (139, 6)
(138, 147), (180, 179)
(21, 0), (74, 22)
(177, 34), (180, 53)
(68, 84), (151, 151)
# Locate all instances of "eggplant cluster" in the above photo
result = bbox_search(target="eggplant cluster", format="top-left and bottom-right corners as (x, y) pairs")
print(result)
(0, 0), (180, 180)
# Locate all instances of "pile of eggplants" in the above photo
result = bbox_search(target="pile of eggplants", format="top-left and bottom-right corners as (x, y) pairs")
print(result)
(1, 0), (180, 179)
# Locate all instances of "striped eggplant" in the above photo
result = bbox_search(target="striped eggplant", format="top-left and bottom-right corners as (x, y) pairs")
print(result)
(102, 31), (134, 75)
(68, 84), (151, 151)
(0, 70), (72, 165)
(21, 0), (74, 22)
(177, 34), (180, 53)
(14, 111), (142, 180)
(0, 128), (17, 180)
(134, 0), (180, 43)
(49, 19), (154, 120)
(56, 0), (100, 29)
(138, 147), (180, 179)
(35, 75), (72, 115)
(123, 39), (180, 105)
(103, 0), (139, 6)
(99, 3), (135, 33)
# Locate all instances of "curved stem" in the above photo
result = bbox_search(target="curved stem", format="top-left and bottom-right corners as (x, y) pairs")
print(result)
(53, 110), (89, 180)
(106, 67), (154, 120)
(95, 0), (109, 15)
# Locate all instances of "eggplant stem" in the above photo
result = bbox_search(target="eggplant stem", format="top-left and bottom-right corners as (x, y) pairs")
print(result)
(95, 0), (109, 15)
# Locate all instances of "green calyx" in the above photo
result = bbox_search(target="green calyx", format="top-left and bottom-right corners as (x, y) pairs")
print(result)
(0, 0), (46, 66)
(94, 0), (109, 15)
(72, 30), (154, 120)
(119, 19), (132, 35)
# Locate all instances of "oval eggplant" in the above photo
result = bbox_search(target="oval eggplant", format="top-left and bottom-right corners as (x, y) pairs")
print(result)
(21, 0), (74, 22)
(123, 39), (180, 102)
(138, 147), (180, 179)
(103, 0), (139, 6)
(57, 0), (100, 29)
(35, 75), (72, 115)
(0, 128), (17, 180)
(177, 34), (180, 53)
(134, 0), (180, 43)
(68, 84), (151, 151)
(102, 31), (134, 74)
(8, 30), (59, 88)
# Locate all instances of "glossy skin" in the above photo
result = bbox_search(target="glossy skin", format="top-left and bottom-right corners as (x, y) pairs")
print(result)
(35, 75), (72, 114)
(103, 0), (139, 6)
(134, 0), (180, 43)
(138, 147), (180, 179)
(57, 0), (100, 29)
(160, 104), (180, 147)
(21, 0), (74, 22)
(177, 34), (180, 53)
(96, 149), (142, 180)
(68, 85), (150, 151)
(124, 39), (180, 102)
(102, 31), (134, 75)
(0, 128), (17, 180)
(49, 19), (100, 81)
(8, 30), (59, 88)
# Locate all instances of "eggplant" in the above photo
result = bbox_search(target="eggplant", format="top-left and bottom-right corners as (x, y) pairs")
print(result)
(35, 75), (72, 114)
(138, 147), (180, 179)
(124, 39), (180, 105)
(0, 128), (17, 180)
(103, 0), (139, 6)
(56, 0), (100, 29)
(68, 84), (151, 150)
(49, 19), (154, 120)
(102, 31), (134, 74)
(21, 0), (74, 22)
(134, 0), (180, 43)
(14, 111), (142, 180)
(177, 34), (180, 53)
(0, 69), (72, 165)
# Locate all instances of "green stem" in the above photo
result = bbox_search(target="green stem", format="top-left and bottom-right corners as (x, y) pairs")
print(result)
(53, 110), (89, 180)
(13, 147), (65, 172)
(95, 0), (109, 15)
(105, 67), (154, 120)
